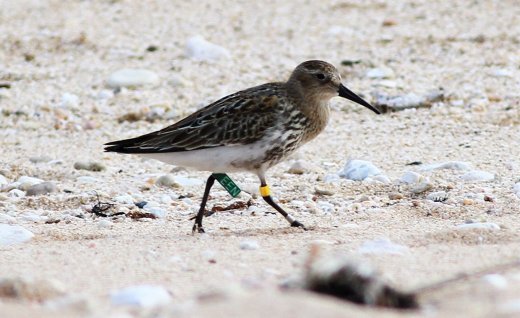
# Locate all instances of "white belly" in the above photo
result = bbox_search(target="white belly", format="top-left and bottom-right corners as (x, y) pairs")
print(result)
(137, 144), (271, 173)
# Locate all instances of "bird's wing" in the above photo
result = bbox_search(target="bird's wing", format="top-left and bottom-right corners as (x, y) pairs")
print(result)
(104, 83), (285, 153)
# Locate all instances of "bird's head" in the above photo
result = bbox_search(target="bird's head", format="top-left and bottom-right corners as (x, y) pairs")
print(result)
(289, 60), (380, 114)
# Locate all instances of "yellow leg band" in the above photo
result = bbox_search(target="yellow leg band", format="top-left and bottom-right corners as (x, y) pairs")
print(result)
(260, 185), (271, 197)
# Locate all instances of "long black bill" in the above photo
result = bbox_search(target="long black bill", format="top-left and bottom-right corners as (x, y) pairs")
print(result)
(338, 84), (380, 114)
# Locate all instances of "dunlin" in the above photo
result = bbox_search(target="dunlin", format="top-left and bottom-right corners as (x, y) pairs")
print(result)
(105, 60), (380, 232)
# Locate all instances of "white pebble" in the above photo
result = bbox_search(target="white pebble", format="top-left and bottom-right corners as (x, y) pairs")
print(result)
(489, 68), (512, 78)
(358, 238), (408, 255)
(114, 194), (134, 205)
(482, 274), (508, 289)
(287, 160), (309, 174)
(0, 213), (16, 223)
(173, 176), (203, 187)
(185, 36), (231, 62)
(339, 159), (382, 181)
(0, 175), (8, 186)
(364, 174), (391, 184)
(143, 203), (166, 218)
(426, 191), (449, 202)
(110, 285), (171, 307)
(156, 174), (179, 187)
(420, 161), (472, 171)
(107, 69), (160, 88)
(514, 183), (520, 198)
(456, 222), (500, 230)
(0, 224), (34, 245)
(8, 189), (26, 198)
(317, 201), (335, 214)
(399, 171), (427, 184)
(76, 176), (101, 184)
(239, 239), (259, 250)
(461, 170), (495, 182)
(366, 67), (394, 79)
(97, 219), (114, 229)
(16, 176), (44, 190)
(60, 93), (79, 109)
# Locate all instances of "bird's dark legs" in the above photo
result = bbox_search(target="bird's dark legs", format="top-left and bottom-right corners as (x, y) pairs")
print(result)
(258, 177), (305, 229)
(192, 174), (216, 233)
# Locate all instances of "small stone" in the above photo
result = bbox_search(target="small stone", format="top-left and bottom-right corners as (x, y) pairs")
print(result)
(156, 174), (180, 188)
(514, 183), (520, 198)
(461, 170), (495, 182)
(489, 69), (512, 78)
(239, 240), (259, 250)
(107, 69), (160, 89)
(366, 67), (394, 79)
(287, 160), (309, 175)
(339, 159), (382, 181)
(135, 201), (147, 209)
(420, 161), (472, 171)
(29, 156), (52, 164)
(0, 277), (65, 301)
(97, 219), (113, 229)
(73, 161), (106, 172)
(143, 203), (166, 218)
(0, 224), (34, 245)
(0, 175), (7, 186)
(185, 36), (231, 62)
(365, 174), (391, 184)
(76, 176), (101, 184)
(410, 181), (432, 194)
(8, 189), (25, 198)
(110, 285), (171, 307)
(314, 186), (334, 196)
(16, 176), (44, 191)
(358, 238), (408, 255)
(456, 222), (500, 230)
(426, 191), (449, 202)
(114, 194), (134, 205)
(483, 274), (508, 289)
(60, 93), (79, 109)
(399, 171), (426, 184)
(462, 198), (474, 205)
(388, 192), (403, 200)
(318, 201), (335, 214)
(26, 182), (57, 196)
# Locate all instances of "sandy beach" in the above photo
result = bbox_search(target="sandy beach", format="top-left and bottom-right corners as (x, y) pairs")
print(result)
(1, 0), (519, 317)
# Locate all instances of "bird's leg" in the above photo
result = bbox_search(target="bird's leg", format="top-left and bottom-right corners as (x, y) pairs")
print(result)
(258, 177), (305, 229)
(192, 174), (216, 233)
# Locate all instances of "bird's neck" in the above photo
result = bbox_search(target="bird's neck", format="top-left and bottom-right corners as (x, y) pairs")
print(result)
(286, 81), (331, 141)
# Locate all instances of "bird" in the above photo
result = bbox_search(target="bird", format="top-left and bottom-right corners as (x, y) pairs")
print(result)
(105, 60), (380, 233)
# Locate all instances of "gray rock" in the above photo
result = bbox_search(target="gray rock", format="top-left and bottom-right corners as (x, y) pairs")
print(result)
(26, 182), (57, 196)
(73, 161), (106, 172)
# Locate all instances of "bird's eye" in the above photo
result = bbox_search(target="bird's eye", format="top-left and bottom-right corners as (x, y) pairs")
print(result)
(315, 73), (326, 80)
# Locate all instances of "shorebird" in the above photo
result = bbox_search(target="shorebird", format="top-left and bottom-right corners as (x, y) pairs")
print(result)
(105, 60), (380, 232)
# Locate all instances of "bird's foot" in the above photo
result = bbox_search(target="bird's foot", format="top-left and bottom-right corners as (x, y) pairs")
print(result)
(290, 220), (307, 230)
(192, 223), (205, 234)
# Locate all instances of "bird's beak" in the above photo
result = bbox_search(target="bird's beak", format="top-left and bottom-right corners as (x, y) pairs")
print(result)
(338, 83), (380, 114)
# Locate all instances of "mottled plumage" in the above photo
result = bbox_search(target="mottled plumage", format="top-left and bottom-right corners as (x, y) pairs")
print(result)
(105, 60), (380, 232)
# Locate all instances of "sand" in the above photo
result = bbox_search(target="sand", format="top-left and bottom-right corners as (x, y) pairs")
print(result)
(1, 0), (519, 317)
